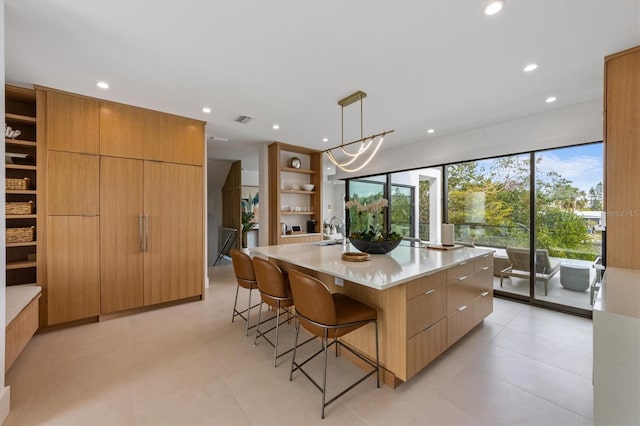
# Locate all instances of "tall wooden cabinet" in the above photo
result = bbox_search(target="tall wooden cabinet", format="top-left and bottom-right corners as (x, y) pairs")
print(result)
(100, 158), (203, 314)
(604, 45), (640, 269)
(268, 142), (323, 245)
(36, 86), (205, 325)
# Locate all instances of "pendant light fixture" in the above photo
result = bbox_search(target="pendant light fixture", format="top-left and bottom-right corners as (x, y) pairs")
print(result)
(323, 91), (394, 173)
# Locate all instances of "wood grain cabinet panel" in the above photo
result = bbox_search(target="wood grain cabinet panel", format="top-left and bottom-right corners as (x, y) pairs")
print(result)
(47, 151), (99, 215)
(405, 271), (445, 299)
(47, 216), (100, 324)
(143, 161), (203, 305)
(474, 290), (493, 324)
(144, 113), (204, 166)
(100, 156), (144, 314)
(99, 102), (146, 159)
(604, 46), (640, 269)
(406, 288), (446, 339)
(46, 91), (99, 154)
(446, 304), (475, 347)
(406, 319), (446, 379)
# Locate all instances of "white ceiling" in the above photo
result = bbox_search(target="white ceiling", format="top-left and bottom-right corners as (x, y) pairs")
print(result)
(5, 1), (640, 172)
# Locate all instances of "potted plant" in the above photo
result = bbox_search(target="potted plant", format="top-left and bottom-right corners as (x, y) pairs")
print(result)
(345, 198), (402, 254)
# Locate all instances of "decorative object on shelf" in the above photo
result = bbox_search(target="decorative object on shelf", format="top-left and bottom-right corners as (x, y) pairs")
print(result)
(288, 183), (300, 191)
(6, 226), (35, 243)
(6, 201), (34, 215)
(302, 184), (315, 192)
(4, 124), (22, 139)
(341, 252), (371, 262)
(5, 152), (33, 165)
(345, 198), (402, 254)
(5, 177), (30, 190)
(324, 91), (395, 173)
(289, 156), (302, 169)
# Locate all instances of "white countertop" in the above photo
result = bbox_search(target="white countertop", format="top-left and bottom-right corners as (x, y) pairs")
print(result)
(594, 267), (640, 319)
(251, 242), (494, 290)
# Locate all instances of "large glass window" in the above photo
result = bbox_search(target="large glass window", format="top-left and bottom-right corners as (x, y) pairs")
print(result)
(347, 176), (386, 235)
(345, 141), (603, 315)
(533, 144), (603, 309)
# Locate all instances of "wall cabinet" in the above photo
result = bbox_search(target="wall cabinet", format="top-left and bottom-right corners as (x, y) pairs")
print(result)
(604, 45), (640, 269)
(36, 87), (205, 325)
(268, 142), (323, 245)
(100, 101), (204, 165)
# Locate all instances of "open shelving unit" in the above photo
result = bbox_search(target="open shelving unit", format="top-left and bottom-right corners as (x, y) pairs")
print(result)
(268, 142), (323, 245)
(5, 85), (38, 287)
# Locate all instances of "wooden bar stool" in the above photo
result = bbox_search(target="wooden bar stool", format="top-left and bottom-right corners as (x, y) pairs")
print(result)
(252, 257), (314, 367)
(288, 269), (380, 419)
(230, 249), (262, 336)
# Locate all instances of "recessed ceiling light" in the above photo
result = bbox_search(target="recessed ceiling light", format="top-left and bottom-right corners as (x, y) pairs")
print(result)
(427, 129), (435, 134)
(322, 138), (328, 142)
(523, 63), (538, 72)
(545, 96), (557, 103)
(484, 0), (505, 15)
(96, 81), (109, 89)
(202, 107), (211, 114)
(272, 124), (280, 130)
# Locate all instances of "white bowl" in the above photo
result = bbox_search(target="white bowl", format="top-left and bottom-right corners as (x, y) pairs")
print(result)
(302, 184), (315, 192)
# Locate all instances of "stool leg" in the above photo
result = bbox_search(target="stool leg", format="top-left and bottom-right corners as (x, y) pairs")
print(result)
(245, 287), (253, 336)
(273, 301), (281, 367)
(321, 329), (329, 419)
(289, 320), (300, 381)
(231, 284), (240, 323)
(254, 301), (263, 346)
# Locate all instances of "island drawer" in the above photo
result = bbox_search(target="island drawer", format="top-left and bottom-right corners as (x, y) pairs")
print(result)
(447, 276), (477, 314)
(406, 271), (445, 299)
(446, 261), (474, 283)
(474, 289), (493, 324)
(447, 303), (475, 347)
(406, 287), (446, 338)
(406, 318), (446, 379)
(474, 254), (493, 273)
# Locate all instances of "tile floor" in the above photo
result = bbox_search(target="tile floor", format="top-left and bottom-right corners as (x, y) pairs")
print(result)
(4, 264), (594, 425)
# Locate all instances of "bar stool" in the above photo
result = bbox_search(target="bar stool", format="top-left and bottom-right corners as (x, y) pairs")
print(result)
(288, 269), (380, 419)
(230, 249), (262, 336)
(252, 258), (314, 367)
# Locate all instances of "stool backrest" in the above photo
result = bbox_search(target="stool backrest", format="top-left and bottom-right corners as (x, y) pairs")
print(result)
(252, 257), (290, 300)
(289, 270), (336, 337)
(230, 249), (256, 285)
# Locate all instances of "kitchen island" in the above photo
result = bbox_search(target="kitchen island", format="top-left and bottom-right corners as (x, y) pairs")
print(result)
(252, 242), (494, 387)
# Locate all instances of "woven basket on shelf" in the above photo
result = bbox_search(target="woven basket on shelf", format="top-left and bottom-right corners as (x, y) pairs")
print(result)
(5, 177), (30, 191)
(5, 201), (34, 215)
(6, 226), (35, 243)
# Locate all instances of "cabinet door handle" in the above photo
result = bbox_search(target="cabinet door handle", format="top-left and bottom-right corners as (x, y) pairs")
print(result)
(423, 289), (436, 295)
(458, 275), (468, 281)
(138, 214), (144, 252)
(144, 214), (149, 252)
(459, 261), (468, 265)
(481, 291), (489, 297)
(457, 305), (468, 311)
(482, 254), (490, 258)
(422, 323), (437, 332)
(481, 266), (490, 271)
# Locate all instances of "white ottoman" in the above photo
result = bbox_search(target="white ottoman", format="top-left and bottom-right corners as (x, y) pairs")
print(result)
(560, 261), (591, 291)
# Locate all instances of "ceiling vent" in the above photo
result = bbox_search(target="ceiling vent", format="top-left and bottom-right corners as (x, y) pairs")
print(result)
(208, 136), (231, 143)
(234, 115), (252, 124)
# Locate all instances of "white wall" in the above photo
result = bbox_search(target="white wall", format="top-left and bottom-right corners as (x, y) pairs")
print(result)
(1, 1), (11, 420)
(332, 100), (602, 180)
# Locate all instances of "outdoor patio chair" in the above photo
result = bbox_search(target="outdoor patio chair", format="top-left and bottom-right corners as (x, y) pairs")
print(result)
(500, 247), (561, 295)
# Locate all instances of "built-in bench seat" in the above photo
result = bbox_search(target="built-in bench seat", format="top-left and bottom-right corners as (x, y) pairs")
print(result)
(5, 284), (42, 373)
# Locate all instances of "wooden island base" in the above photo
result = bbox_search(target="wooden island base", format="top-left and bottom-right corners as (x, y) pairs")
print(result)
(270, 250), (493, 387)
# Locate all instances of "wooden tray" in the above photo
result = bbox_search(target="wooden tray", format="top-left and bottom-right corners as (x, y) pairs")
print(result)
(341, 252), (371, 262)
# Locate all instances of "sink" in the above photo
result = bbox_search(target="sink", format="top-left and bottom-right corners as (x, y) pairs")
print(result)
(312, 240), (342, 246)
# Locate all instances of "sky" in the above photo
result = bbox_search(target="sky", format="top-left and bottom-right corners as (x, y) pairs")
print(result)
(536, 143), (603, 193)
